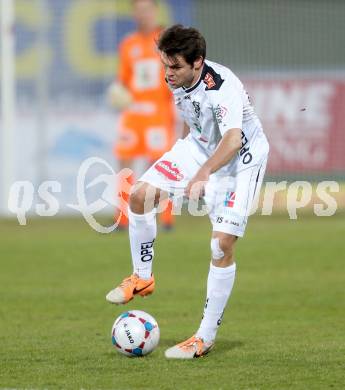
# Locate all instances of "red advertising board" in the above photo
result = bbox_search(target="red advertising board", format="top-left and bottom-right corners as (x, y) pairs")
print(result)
(244, 76), (345, 175)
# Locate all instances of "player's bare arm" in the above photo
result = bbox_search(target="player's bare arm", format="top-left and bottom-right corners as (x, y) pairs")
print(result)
(182, 122), (190, 139)
(185, 128), (242, 200)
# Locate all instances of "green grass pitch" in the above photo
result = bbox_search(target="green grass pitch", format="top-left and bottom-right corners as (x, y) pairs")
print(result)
(0, 214), (344, 390)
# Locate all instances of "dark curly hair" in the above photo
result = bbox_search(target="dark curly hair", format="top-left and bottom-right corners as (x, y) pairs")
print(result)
(157, 24), (206, 66)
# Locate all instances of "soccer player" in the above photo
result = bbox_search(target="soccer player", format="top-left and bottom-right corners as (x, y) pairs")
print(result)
(109, 0), (175, 230)
(106, 24), (269, 359)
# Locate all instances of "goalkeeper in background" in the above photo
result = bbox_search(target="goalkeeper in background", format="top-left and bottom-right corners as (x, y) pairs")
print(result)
(108, 0), (176, 230)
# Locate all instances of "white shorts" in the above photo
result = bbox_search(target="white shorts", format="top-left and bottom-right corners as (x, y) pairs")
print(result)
(139, 137), (268, 237)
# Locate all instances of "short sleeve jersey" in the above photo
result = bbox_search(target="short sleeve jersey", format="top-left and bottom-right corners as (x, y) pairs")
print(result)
(172, 60), (268, 170)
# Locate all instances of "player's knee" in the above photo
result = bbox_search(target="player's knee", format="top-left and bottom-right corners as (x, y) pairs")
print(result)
(210, 235), (237, 261)
(130, 186), (146, 214)
(129, 182), (157, 214)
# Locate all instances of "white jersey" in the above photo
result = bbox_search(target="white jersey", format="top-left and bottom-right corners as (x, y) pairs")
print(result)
(172, 59), (269, 174)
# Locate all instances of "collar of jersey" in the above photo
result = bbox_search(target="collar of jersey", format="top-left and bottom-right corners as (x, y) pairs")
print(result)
(183, 63), (208, 94)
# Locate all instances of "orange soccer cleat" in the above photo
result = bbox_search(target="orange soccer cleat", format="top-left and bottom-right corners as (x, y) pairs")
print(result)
(106, 274), (155, 305)
(164, 335), (214, 359)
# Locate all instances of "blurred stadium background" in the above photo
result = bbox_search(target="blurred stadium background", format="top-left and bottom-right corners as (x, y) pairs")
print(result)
(1, 2), (344, 388)
(1, 0), (344, 217)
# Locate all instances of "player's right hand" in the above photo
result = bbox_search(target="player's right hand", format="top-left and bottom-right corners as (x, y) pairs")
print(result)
(185, 167), (210, 201)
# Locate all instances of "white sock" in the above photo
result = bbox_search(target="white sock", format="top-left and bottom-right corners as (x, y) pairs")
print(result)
(128, 208), (157, 280)
(196, 262), (236, 343)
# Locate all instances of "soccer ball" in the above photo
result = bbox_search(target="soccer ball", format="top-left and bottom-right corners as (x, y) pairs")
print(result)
(111, 310), (160, 357)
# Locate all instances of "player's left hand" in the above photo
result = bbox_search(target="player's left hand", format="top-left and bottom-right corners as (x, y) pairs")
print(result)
(185, 167), (210, 201)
